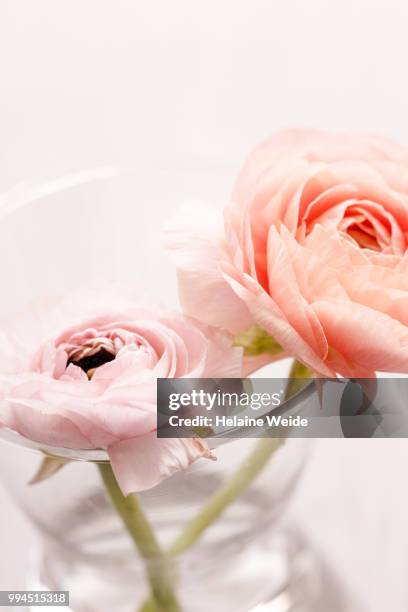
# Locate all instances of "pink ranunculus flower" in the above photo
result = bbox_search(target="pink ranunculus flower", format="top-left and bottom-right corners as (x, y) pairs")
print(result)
(0, 291), (243, 494)
(167, 129), (408, 377)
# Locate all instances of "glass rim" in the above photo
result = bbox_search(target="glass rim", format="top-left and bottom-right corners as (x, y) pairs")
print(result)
(0, 161), (236, 224)
(0, 165), (316, 461)
(0, 380), (317, 462)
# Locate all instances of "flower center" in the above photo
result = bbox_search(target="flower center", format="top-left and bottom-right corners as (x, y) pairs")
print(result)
(68, 347), (116, 378)
(346, 223), (382, 251)
(337, 204), (395, 253)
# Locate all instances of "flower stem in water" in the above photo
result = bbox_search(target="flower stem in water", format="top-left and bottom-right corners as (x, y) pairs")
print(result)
(98, 463), (181, 612)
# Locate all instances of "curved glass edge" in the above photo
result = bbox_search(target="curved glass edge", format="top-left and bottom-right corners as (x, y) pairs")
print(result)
(0, 427), (109, 462)
(0, 166), (317, 461)
(0, 163), (233, 463)
(0, 161), (234, 223)
(0, 381), (319, 461)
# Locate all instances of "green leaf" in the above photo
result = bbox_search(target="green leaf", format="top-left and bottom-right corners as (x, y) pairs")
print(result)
(29, 455), (71, 485)
(233, 325), (283, 357)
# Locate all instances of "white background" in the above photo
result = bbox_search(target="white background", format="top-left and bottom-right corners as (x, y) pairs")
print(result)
(1, 1), (408, 611)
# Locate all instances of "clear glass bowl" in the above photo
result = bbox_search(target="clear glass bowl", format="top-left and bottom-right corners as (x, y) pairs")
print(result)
(0, 436), (312, 612)
(0, 167), (317, 612)
(0, 164), (225, 317)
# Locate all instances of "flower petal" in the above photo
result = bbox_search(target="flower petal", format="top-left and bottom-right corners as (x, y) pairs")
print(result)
(312, 299), (408, 375)
(165, 202), (253, 333)
(108, 435), (215, 495)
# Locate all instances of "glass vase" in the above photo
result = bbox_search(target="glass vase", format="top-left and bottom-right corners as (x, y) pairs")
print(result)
(0, 433), (312, 612)
(0, 166), (318, 611)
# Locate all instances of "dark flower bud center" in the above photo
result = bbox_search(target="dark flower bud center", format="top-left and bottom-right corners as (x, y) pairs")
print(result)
(68, 348), (116, 376)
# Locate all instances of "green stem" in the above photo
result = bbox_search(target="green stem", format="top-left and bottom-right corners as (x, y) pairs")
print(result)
(135, 359), (310, 610)
(168, 358), (311, 556)
(169, 437), (282, 555)
(286, 359), (313, 398)
(139, 438), (282, 612)
(98, 463), (181, 612)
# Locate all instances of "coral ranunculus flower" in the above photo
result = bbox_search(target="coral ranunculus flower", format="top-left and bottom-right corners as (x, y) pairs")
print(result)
(0, 292), (243, 494)
(167, 129), (408, 377)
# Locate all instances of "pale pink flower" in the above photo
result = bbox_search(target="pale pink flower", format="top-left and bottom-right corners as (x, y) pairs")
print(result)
(0, 291), (243, 494)
(167, 129), (408, 377)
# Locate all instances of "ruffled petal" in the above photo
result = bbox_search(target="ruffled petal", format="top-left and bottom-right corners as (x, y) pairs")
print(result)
(165, 202), (253, 333)
(108, 435), (215, 495)
(312, 299), (408, 375)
